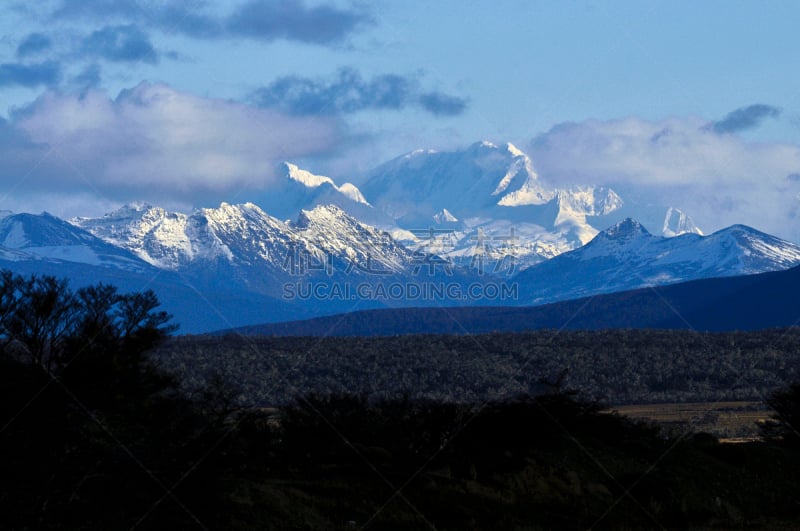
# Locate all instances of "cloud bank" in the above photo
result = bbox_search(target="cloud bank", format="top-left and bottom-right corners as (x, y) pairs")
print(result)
(0, 61), (61, 88)
(0, 83), (341, 215)
(528, 112), (800, 240)
(80, 24), (158, 64)
(711, 104), (781, 134)
(52, 0), (370, 45)
(16, 33), (53, 58)
(250, 68), (468, 117)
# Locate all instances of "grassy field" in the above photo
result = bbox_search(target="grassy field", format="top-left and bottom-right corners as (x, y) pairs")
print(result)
(611, 401), (772, 440)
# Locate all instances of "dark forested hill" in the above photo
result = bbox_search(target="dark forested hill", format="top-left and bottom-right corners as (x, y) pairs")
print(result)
(155, 328), (800, 408)
(219, 265), (800, 336)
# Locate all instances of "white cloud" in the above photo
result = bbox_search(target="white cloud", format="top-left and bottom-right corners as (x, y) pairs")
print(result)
(529, 116), (800, 241)
(1, 82), (340, 215)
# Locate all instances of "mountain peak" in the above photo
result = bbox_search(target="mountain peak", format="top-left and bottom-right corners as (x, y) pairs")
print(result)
(472, 140), (497, 150)
(506, 142), (525, 157)
(433, 208), (459, 224)
(96, 202), (158, 221)
(601, 218), (651, 240)
(468, 141), (526, 158)
(294, 203), (348, 228)
(126, 201), (154, 212)
(662, 207), (703, 237)
(283, 162), (335, 188)
(725, 223), (760, 234)
(280, 162), (370, 207)
(0, 211), (147, 269)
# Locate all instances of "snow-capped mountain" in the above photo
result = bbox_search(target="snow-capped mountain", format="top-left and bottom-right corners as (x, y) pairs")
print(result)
(253, 162), (390, 227)
(0, 212), (150, 271)
(514, 218), (800, 304)
(2, 140), (796, 334)
(3, 206), (799, 334)
(75, 202), (321, 273)
(662, 207), (703, 237)
(73, 204), (212, 269)
(353, 141), (697, 270)
(361, 141), (554, 222)
(0, 212), (296, 334)
(68, 141), (704, 277)
(291, 204), (415, 275)
(433, 208), (460, 225)
(75, 202), (435, 299)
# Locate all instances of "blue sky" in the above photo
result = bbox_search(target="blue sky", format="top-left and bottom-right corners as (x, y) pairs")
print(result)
(1, 0), (800, 240)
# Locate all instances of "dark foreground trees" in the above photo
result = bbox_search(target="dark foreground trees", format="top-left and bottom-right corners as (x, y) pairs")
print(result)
(211, 390), (800, 530)
(761, 382), (800, 446)
(0, 272), (228, 530)
(0, 271), (175, 372)
(2, 272), (800, 529)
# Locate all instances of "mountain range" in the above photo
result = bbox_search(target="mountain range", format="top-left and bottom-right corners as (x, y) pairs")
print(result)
(0, 141), (798, 333)
(514, 218), (800, 304)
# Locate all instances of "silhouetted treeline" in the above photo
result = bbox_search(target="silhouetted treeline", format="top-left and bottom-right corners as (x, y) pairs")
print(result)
(4, 273), (800, 529)
(153, 328), (800, 407)
(236, 392), (800, 529)
(761, 382), (800, 447)
(0, 272), (228, 529)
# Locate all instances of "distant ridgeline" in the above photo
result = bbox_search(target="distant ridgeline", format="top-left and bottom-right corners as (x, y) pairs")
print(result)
(219, 264), (800, 337)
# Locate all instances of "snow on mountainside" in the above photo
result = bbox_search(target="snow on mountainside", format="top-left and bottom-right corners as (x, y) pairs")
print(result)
(4, 139), (796, 334)
(92, 140), (691, 274)
(663, 207), (703, 237)
(551, 186), (624, 244)
(358, 141), (635, 269)
(75, 203), (320, 274)
(66, 141), (719, 283)
(0, 212), (149, 271)
(252, 163), (390, 227)
(3, 207), (798, 334)
(433, 208), (459, 225)
(74, 202), (422, 290)
(357, 140), (704, 247)
(514, 218), (800, 304)
(361, 141), (554, 222)
(292, 205), (415, 275)
(73, 204), (225, 269)
(284, 163), (369, 205)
